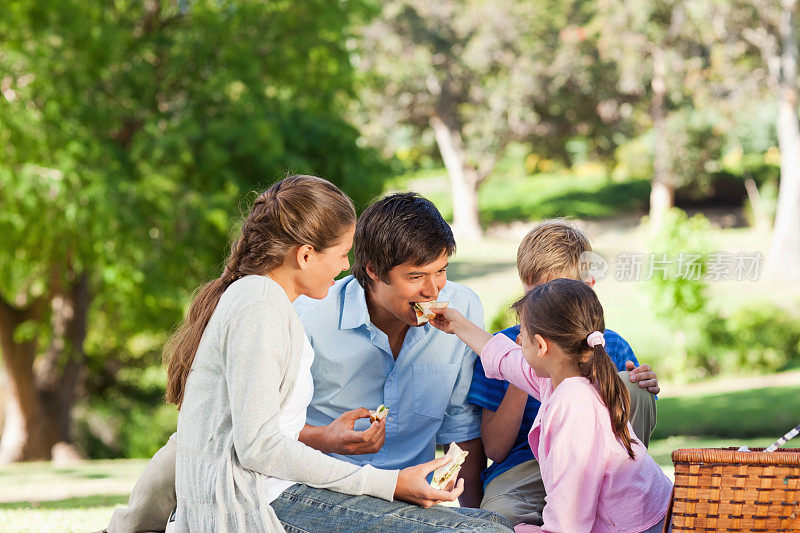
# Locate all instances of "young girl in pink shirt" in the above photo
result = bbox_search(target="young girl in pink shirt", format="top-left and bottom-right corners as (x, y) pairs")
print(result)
(432, 278), (672, 532)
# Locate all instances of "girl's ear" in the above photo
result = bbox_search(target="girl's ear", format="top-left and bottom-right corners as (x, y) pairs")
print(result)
(295, 245), (314, 270)
(534, 333), (548, 358)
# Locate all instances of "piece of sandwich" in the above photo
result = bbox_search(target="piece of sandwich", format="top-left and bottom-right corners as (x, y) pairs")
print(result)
(369, 404), (389, 423)
(413, 300), (449, 325)
(430, 442), (469, 490)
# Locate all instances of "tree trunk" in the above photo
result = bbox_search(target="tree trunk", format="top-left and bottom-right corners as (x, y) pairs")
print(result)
(0, 272), (90, 462)
(767, 0), (800, 281)
(38, 272), (90, 444)
(0, 301), (54, 462)
(649, 47), (676, 227)
(429, 114), (483, 241)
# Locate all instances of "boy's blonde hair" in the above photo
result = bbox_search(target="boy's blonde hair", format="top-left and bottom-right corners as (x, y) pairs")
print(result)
(517, 219), (592, 287)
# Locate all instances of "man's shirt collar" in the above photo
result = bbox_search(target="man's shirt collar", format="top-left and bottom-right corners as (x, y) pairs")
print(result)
(340, 276), (370, 330)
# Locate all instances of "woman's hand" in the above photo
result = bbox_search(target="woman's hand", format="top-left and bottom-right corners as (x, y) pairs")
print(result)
(394, 455), (464, 508)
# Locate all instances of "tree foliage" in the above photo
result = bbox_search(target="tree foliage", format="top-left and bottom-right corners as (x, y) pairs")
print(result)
(356, 0), (632, 237)
(0, 0), (386, 461)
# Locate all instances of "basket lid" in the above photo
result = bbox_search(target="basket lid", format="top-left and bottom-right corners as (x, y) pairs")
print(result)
(672, 447), (800, 465)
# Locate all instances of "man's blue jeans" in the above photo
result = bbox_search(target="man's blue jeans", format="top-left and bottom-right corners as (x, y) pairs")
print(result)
(272, 484), (513, 532)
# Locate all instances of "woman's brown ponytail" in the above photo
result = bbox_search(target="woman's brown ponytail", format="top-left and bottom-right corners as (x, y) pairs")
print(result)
(515, 278), (636, 460)
(164, 175), (356, 408)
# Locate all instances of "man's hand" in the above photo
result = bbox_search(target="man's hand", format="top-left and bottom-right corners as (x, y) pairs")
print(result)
(626, 361), (660, 395)
(299, 408), (386, 455)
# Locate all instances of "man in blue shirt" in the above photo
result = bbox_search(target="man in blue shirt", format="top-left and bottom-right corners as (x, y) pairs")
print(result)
(295, 193), (487, 507)
(469, 220), (660, 526)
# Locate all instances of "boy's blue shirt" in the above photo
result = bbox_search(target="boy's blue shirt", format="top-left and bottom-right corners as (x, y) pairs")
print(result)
(467, 324), (639, 488)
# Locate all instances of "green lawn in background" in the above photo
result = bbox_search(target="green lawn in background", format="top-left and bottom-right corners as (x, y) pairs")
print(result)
(0, 459), (148, 532)
(652, 385), (800, 440)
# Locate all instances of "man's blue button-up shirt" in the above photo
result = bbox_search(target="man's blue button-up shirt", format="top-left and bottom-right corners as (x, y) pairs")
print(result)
(295, 275), (483, 470)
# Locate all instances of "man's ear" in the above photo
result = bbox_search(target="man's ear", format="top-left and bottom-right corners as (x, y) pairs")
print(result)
(534, 334), (548, 358)
(365, 262), (381, 283)
(295, 245), (314, 270)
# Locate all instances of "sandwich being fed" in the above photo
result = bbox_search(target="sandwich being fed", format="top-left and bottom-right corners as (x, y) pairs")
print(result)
(430, 442), (469, 490)
(413, 300), (449, 325)
(369, 404), (389, 423)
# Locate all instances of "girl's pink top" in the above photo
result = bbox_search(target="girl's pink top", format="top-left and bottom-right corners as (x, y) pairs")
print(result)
(481, 334), (672, 533)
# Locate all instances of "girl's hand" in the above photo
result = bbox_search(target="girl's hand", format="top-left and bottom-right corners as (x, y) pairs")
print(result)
(431, 306), (493, 356)
(429, 306), (465, 334)
(394, 455), (464, 508)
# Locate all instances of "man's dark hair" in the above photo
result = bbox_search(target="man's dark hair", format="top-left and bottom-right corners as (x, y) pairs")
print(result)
(352, 192), (456, 288)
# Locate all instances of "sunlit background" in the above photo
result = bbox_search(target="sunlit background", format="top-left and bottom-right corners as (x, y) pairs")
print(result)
(1, 1), (799, 530)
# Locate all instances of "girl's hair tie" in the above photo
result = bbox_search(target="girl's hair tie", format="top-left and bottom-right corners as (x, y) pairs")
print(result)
(587, 330), (605, 348)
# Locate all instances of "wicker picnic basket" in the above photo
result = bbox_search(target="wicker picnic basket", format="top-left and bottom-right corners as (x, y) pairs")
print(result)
(665, 447), (800, 532)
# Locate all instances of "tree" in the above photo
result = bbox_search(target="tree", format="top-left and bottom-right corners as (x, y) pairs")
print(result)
(0, 0), (385, 462)
(357, 0), (627, 239)
(594, 0), (731, 226)
(740, 0), (800, 281)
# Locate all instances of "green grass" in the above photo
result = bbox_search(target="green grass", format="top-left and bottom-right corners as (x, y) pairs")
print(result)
(0, 508), (119, 533)
(0, 459), (148, 533)
(477, 175), (650, 224)
(648, 436), (777, 466)
(652, 385), (800, 440)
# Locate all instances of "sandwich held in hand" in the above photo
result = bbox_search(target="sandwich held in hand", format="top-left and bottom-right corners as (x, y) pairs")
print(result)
(413, 300), (449, 325)
(369, 404), (389, 423)
(430, 442), (468, 490)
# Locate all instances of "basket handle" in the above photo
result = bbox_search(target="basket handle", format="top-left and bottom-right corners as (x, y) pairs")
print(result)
(662, 486), (675, 533)
(765, 422), (800, 452)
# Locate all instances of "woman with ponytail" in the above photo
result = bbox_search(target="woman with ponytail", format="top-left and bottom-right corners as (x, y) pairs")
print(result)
(167, 175), (509, 532)
(431, 278), (672, 532)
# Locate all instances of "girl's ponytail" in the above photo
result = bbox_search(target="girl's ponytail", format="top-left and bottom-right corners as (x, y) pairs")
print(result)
(587, 345), (635, 459)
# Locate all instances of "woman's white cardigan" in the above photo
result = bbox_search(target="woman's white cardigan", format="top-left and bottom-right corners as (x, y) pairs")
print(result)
(175, 275), (399, 532)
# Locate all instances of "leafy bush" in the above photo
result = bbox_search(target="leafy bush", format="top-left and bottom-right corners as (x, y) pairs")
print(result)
(702, 304), (800, 375)
(645, 209), (800, 379)
(644, 209), (715, 379)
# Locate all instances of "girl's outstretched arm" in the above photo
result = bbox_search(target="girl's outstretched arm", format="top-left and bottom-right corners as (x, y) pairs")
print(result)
(432, 308), (548, 400)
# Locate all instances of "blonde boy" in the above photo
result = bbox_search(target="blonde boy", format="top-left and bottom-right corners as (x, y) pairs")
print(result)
(468, 219), (660, 526)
